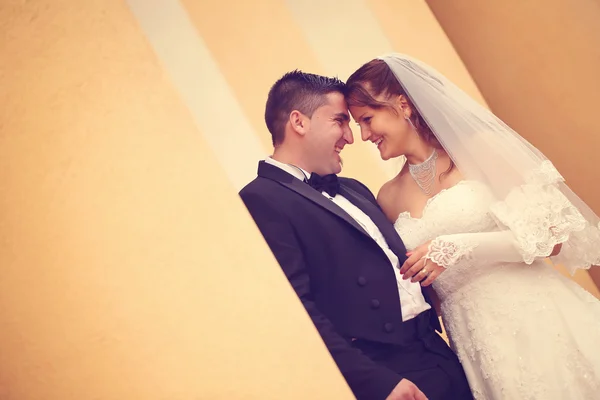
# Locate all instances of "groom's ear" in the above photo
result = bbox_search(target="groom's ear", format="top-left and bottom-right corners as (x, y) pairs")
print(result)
(289, 110), (309, 136)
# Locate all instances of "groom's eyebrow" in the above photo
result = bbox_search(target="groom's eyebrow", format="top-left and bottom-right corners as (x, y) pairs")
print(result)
(333, 112), (350, 121)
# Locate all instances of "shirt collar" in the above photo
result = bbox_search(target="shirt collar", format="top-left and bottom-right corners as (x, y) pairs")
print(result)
(264, 157), (311, 182)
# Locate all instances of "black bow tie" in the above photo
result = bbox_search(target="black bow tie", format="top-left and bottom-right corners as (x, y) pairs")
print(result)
(308, 173), (340, 197)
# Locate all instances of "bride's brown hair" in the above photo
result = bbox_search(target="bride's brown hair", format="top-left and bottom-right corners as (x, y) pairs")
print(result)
(345, 59), (454, 175)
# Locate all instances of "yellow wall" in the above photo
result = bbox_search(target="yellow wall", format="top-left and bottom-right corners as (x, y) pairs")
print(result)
(0, 1), (354, 398)
(1, 0), (598, 398)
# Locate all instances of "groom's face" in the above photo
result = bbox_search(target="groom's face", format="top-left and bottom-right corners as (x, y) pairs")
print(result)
(303, 92), (354, 175)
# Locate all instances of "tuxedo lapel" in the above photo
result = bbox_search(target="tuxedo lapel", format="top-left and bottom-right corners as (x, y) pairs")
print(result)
(339, 184), (407, 259)
(258, 161), (370, 238)
(339, 184), (440, 328)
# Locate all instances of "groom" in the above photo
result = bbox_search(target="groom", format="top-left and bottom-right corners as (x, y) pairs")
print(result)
(239, 71), (472, 400)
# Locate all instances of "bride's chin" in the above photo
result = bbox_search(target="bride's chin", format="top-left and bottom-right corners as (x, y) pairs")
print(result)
(379, 147), (395, 161)
(380, 149), (403, 161)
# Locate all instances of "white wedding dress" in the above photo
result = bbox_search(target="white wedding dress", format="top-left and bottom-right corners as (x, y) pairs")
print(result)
(394, 180), (600, 400)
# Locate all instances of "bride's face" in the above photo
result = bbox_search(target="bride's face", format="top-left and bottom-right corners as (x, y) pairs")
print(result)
(349, 99), (414, 161)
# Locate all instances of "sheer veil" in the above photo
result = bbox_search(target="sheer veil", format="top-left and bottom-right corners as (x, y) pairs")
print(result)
(379, 53), (600, 274)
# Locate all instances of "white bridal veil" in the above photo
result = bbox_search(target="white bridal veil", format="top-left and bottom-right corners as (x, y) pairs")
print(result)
(380, 53), (600, 274)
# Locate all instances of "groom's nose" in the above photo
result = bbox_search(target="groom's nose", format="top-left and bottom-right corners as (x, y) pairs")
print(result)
(343, 125), (354, 144)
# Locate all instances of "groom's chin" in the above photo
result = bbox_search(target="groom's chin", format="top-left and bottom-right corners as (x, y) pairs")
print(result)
(335, 158), (343, 174)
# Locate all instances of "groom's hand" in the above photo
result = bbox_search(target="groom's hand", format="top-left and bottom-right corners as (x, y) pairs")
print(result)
(386, 379), (428, 400)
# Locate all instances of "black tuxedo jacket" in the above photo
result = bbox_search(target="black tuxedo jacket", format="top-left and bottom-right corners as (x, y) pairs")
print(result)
(239, 161), (441, 399)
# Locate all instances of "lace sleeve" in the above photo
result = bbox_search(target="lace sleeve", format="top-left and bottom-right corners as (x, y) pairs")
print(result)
(425, 230), (528, 269)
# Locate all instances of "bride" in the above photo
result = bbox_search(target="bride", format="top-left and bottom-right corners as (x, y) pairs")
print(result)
(345, 53), (600, 399)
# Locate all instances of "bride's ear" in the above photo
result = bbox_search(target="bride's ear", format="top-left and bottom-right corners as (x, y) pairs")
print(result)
(395, 95), (411, 118)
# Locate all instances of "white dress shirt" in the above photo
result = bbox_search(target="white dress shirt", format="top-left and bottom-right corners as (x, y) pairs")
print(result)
(264, 157), (431, 321)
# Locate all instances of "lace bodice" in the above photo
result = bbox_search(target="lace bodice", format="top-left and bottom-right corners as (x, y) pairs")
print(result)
(394, 181), (497, 250)
(394, 180), (527, 300)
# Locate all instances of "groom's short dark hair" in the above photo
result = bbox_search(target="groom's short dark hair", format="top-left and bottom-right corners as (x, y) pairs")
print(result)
(265, 70), (345, 146)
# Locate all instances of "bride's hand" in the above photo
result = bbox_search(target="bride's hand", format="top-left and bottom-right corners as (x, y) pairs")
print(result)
(400, 241), (446, 287)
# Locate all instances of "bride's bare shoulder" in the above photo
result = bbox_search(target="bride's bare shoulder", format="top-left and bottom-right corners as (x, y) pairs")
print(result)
(377, 170), (410, 221)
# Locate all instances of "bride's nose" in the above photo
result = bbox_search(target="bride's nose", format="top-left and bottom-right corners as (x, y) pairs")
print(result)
(360, 127), (372, 142)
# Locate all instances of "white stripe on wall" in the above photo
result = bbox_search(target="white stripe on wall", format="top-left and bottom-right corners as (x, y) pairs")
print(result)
(126, 0), (267, 191)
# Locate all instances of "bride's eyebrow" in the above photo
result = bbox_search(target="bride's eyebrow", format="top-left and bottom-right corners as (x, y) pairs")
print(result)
(356, 112), (367, 122)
